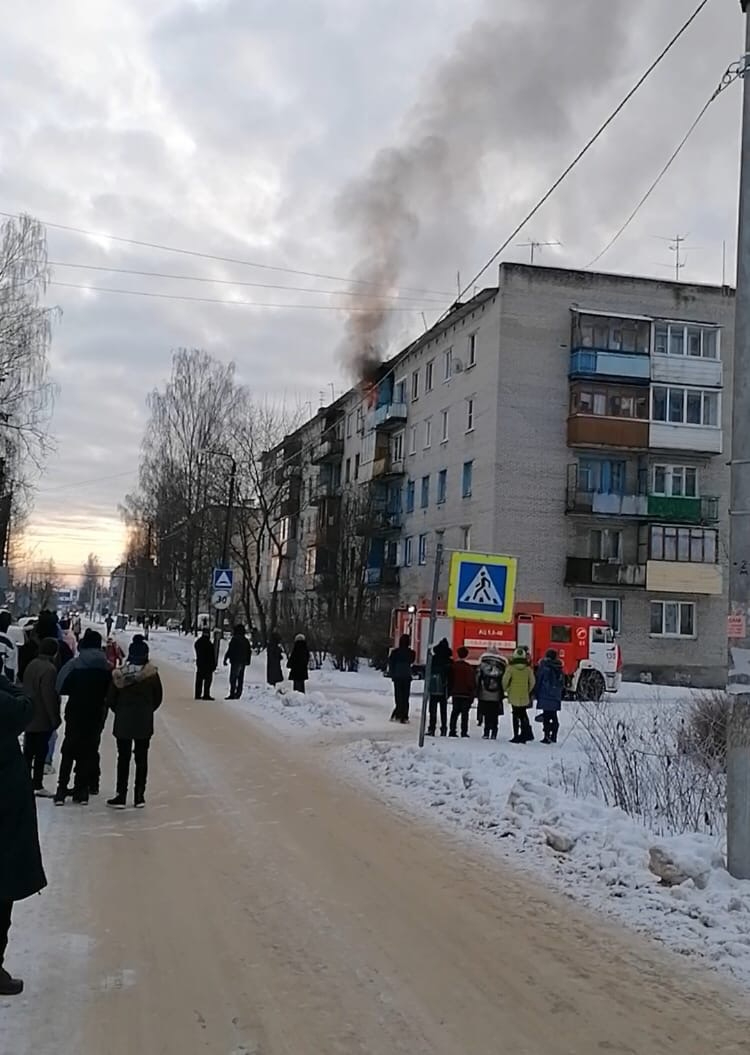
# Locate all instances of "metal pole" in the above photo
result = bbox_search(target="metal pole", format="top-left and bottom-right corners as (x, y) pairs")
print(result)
(418, 537), (444, 748)
(214, 456), (237, 661)
(727, 3), (750, 879)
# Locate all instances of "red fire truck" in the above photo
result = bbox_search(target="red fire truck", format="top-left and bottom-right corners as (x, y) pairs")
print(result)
(391, 605), (621, 701)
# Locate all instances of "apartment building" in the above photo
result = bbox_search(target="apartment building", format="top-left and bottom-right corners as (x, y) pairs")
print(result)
(261, 263), (734, 686)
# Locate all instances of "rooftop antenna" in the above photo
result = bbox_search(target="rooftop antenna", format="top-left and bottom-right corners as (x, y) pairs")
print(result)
(318, 390), (325, 408)
(654, 233), (693, 282)
(516, 239), (561, 264)
(421, 312), (429, 332)
(456, 271), (461, 300)
(723, 239), (728, 287)
(329, 382), (336, 402)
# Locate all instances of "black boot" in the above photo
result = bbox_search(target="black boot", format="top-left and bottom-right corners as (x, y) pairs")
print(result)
(0, 966), (23, 996)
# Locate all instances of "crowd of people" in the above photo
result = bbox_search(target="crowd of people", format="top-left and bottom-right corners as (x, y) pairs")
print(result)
(0, 610), (166, 997)
(193, 624), (311, 700)
(388, 636), (565, 744)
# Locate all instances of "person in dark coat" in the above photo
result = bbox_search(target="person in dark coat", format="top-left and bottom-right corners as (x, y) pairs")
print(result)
(476, 653), (505, 741)
(194, 627), (216, 701)
(387, 633), (415, 723)
(223, 624), (252, 699)
(266, 631), (284, 687)
(22, 637), (61, 795)
(288, 634), (310, 693)
(535, 648), (565, 744)
(0, 610), (17, 683)
(0, 675), (46, 995)
(18, 610), (73, 681)
(106, 636), (163, 809)
(427, 638), (453, 737)
(449, 647), (476, 738)
(54, 628), (112, 804)
(105, 614), (114, 638)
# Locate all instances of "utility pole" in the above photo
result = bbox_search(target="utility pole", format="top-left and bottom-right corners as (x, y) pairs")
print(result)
(727, 1), (750, 880)
(668, 234), (687, 281)
(418, 534), (444, 748)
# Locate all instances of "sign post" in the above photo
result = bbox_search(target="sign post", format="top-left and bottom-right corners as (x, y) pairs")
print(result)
(446, 551), (517, 624)
(418, 537), (445, 748)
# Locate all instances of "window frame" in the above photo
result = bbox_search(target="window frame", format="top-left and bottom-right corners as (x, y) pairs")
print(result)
(392, 431), (404, 463)
(467, 332), (477, 368)
(409, 425), (417, 456)
(461, 525), (472, 550)
(462, 460), (473, 498)
(650, 386), (721, 428)
(403, 536), (413, 567)
(395, 377), (407, 404)
(437, 468), (447, 505)
(649, 525), (717, 564)
(418, 533), (428, 565)
(405, 480), (415, 514)
(411, 368), (420, 402)
(572, 597), (622, 633)
(443, 348), (453, 382)
(424, 418), (432, 449)
(420, 475), (430, 509)
(653, 321), (720, 361)
(425, 359), (434, 392)
(651, 464), (699, 498)
(466, 397), (475, 433)
(650, 600), (696, 638)
(440, 409), (449, 444)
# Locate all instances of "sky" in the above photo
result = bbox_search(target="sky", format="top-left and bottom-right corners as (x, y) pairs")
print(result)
(0, 0), (745, 580)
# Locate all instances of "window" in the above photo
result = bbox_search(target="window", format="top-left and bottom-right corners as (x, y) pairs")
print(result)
(421, 475), (430, 509)
(654, 322), (719, 360)
(441, 409), (449, 443)
(576, 314), (650, 355)
(405, 480), (415, 514)
(395, 378), (407, 404)
(424, 418), (432, 448)
(649, 526), (717, 563)
(550, 625), (573, 643)
(404, 537), (413, 567)
(345, 457), (351, 484)
(437, 469), (447, 504)
(305, 548), (316, 575)
(346, 414), (353, 438)
(651, 465), (698, 498)
(356, 408), (364, 434)
(651, 386), (720, 427)
(571, 384), (647, 420)
(354, 453), (360, 480)
(466, 398), (475, 432)
(467, 333), (477, 367)
(392, 432), (404, 463)
(425, 359), (434, 391)
(578, 458), (626, 494)
(650, 601), (695, 638)
(573, 597), (622, 633)
(462, 525), (472, 550)
(590, 529), (622, 561)
(411, 369), (420, 402)
(409, 425), (417, 455)
(462, 460), (473, 498)
(443, 348), (453, 381)
(418, 533), (428, 565)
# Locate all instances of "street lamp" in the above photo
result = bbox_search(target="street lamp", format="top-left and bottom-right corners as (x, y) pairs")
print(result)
(200, 448), (238, 656)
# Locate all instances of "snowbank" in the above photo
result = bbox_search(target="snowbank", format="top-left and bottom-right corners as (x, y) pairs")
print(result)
(231, 685), (367, 730)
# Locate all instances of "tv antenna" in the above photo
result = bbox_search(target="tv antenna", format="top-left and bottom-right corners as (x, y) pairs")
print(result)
(654, 233), (701, 282)
(516, 239), (561, 264)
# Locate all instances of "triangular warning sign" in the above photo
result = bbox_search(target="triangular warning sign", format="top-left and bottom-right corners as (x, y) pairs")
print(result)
(214, 570), (232, 589)
(459, 566), (502, 607)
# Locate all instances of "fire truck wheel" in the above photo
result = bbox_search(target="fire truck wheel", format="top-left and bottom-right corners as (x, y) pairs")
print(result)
(577, 669), (605, 703)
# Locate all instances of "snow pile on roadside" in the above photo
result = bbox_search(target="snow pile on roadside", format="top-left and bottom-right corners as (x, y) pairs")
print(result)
(235, 686), (367, 730)
(344, 737), (750, 985)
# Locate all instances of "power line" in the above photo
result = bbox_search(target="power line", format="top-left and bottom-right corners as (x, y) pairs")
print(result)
(36, 469), (137, 493)
(456, 0), (714, 300)
(45, 260), (446, 304)
(587, 60), (742, 268)
(0, 209), (451, 297)
(48, 281), (434, 312)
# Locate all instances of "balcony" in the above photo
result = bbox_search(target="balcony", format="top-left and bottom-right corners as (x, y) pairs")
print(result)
(646, 495), (719, 525)
(310, 478), (341, 505)
(566, 485), (647, 517)
(372, 455), (406, 479)
(648, 423), (723, 455)
(570, 350), (650, 384)
(356, 510), (403, 536)
(565, 557), (646, 588)
(368, 402), (408, 431)
(651, 355), (722, 389)
(568, 416), (649, 450)
(365, 566), (400, 588)
(311, 437), (344, 464)
(646, 561), (722, 596)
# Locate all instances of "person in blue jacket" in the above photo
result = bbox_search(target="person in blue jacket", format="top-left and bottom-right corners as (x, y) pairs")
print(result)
(535, 648), (565, 744)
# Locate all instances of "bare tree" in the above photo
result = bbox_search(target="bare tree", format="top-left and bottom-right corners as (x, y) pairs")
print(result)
(35, 558), (60, 612)
(79, 552), (103, 612)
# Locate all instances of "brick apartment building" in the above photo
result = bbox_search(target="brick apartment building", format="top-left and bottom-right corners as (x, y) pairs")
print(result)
(260, 263), (734, 687)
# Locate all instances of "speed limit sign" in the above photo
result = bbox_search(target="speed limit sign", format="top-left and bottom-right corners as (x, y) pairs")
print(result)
(212, 590), (231, 610)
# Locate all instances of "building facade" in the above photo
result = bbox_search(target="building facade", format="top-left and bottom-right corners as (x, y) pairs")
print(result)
(260, 263), (734, 686)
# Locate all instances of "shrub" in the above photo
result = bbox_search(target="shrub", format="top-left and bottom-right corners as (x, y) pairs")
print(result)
(678, 691), (729, 773)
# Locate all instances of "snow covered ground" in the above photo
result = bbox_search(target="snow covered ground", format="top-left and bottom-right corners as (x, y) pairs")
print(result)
(139, 630), (750, 987)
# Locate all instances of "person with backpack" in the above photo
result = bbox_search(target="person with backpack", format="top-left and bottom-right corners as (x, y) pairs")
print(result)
(388, 634), (415, 723)
(448, 647), (475, 738)
(476, 653), (505, 741)
(502, 647), (536, 744)
(223, 624), (252, 699)
(535, 648), (565, 744)
(288, 633), (310, 694)
(426, 638), (453, 737)
(106, 635), (163, 809)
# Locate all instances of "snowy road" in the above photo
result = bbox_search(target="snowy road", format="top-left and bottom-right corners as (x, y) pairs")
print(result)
(4, 658), (750, 1054)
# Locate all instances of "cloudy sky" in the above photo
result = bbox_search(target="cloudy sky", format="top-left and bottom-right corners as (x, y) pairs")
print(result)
(1, 0), (744, 581)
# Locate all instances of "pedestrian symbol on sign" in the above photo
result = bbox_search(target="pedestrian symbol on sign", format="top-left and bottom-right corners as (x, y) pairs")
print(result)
(460, 566), (502, 607)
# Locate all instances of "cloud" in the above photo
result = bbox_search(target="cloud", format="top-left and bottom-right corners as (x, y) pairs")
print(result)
(0, 0), (743, 570)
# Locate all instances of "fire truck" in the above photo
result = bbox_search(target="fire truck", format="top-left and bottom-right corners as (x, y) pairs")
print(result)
(391, 605), (621, 701)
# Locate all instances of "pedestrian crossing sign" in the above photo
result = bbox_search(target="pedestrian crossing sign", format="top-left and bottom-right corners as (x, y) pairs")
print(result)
(212, 567), (234, 591)
(447, 551), (517, 624)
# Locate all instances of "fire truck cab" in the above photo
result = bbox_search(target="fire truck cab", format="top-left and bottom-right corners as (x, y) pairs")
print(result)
(392, 606), (621, 701)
